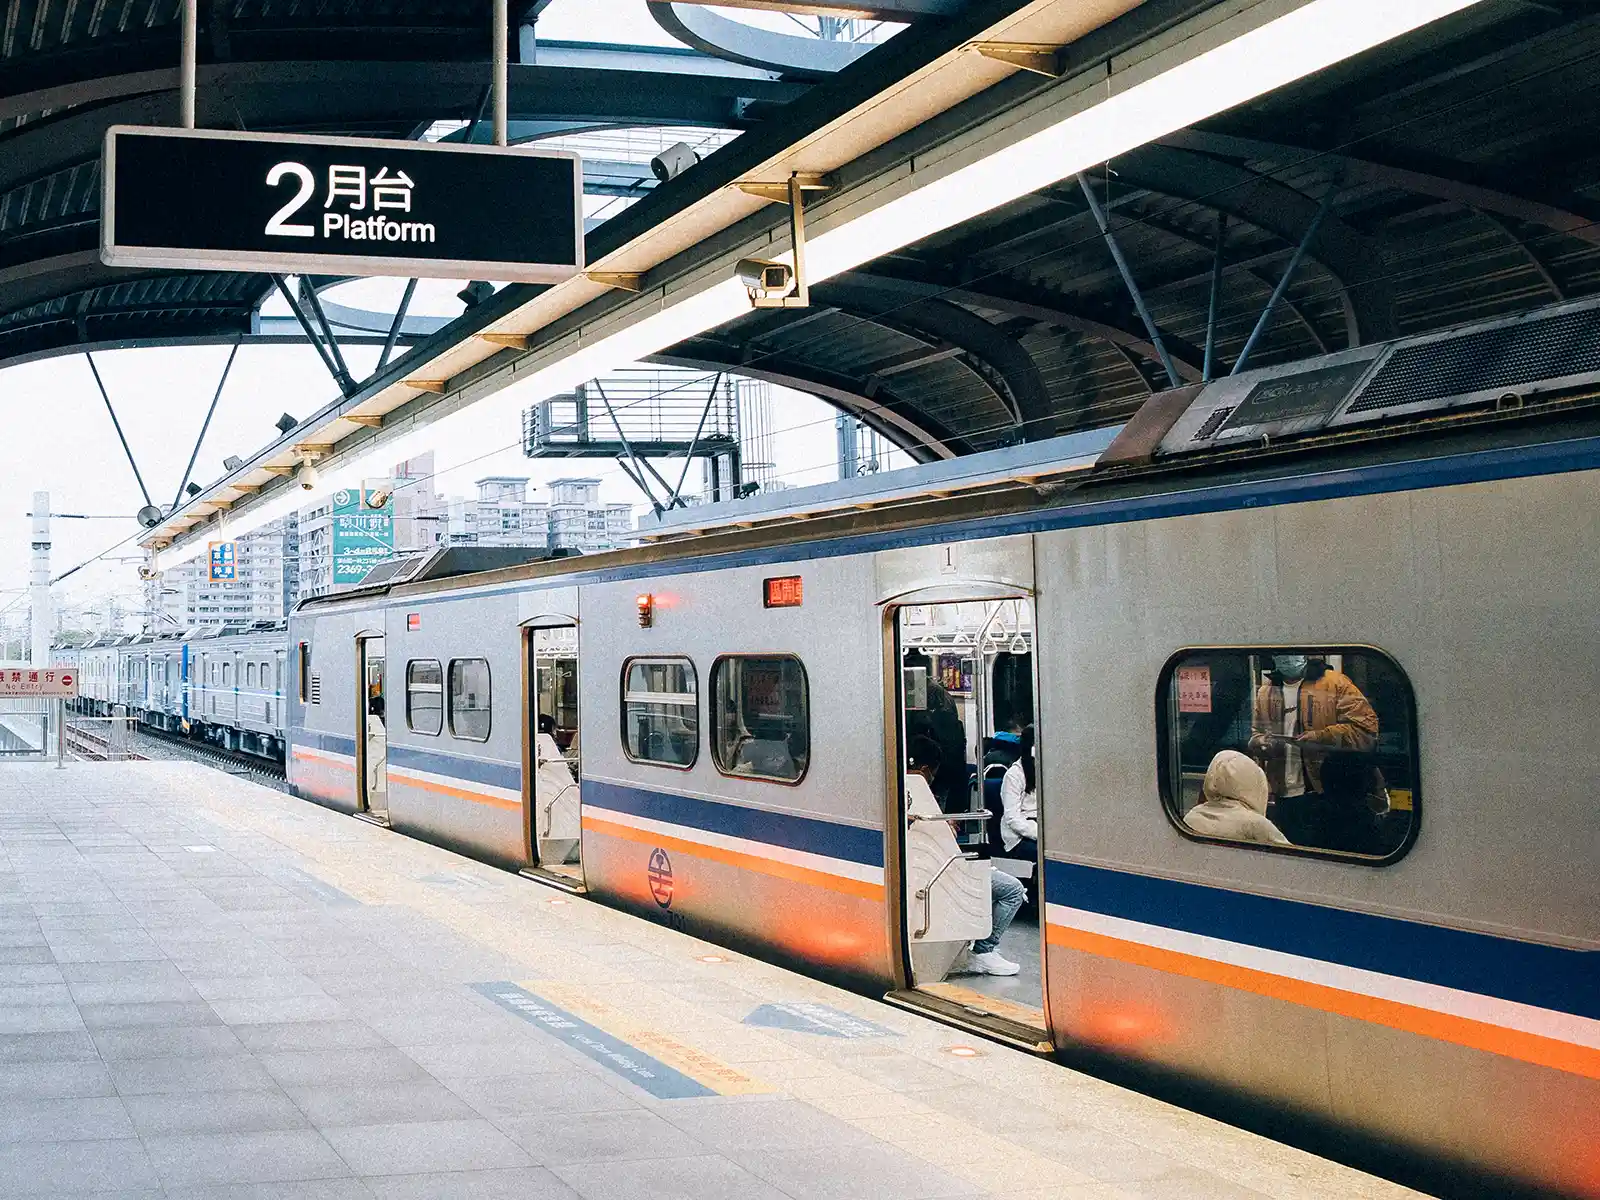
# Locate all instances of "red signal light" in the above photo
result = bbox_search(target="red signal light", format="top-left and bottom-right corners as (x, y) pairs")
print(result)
(636, 593), (654, 628)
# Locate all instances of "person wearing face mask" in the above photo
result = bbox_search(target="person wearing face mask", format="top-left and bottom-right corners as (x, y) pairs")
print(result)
(1249, 653), (1378, 837)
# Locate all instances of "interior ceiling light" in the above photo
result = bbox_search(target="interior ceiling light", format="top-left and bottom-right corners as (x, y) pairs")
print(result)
(155, 0), (1482, 563)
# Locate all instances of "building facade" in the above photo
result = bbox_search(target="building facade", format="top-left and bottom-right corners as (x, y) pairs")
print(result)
(546, 478), (633, 552)
(151, 516), (297, 630)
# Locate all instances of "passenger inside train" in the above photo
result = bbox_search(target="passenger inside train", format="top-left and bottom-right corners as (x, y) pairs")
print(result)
(907, 737), (1022, 977)
(1167, 649), (1416, 858)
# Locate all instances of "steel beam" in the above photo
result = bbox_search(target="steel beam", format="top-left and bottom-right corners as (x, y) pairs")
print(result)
(814, 281), (1056, 439)
(647, 2), (874, 78)
(1113, 145), (1395, 346)
(1232, 187), (1335, 376)
(1077, 172), (1182, 390)
(171, 342), (241, 513)
(84, 354), (154, 510)
(839, 268), (1205, 382)
(649, 345), (961, 461)
(1166, 129), (1600, 249)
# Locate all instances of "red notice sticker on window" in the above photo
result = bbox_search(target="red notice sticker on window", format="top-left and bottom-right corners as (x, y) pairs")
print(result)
(407, 613), (421, 631)
(1177, 665), (1212, 713)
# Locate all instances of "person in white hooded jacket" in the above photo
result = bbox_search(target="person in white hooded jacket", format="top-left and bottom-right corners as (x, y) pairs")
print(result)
(1184, 750), (1291, 845)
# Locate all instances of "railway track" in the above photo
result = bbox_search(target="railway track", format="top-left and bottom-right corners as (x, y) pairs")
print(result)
(132, 724), (289, 786)
(65, 719), (287, 787)
(63, 722), (148, 763)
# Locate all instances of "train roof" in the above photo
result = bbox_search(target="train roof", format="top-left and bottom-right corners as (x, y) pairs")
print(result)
(295, 296), (1600, 615)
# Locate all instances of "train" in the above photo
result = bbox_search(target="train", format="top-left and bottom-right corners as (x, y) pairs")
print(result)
(69, 298), (1600, 1199)
(64, 624), (290, 761)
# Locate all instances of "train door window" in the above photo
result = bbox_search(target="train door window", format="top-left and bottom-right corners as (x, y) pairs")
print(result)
(297, 643), (310, 702)
(710, 656), (809, 782)
(532, 626), (582, 879)
(448, 659), (492, 741)
(621, 657), (697, 768)
(895, 597), (1043, 1031)
(406, 660), (444, 736)
(246, 662), (257, 689)
(1158, 647), (1419, 862)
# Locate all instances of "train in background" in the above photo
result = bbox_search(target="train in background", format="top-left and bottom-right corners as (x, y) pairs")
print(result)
(66, 299), (1600, 1198)
(62, 624), (289, 760)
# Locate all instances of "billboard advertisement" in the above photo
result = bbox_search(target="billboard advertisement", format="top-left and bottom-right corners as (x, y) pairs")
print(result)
(332, 487), (394, 586)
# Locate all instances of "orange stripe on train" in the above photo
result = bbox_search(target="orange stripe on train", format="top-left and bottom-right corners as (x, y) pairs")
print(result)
(387, 770), (520, 812)
(582, 813), (883, 903)
(1046, 922), (1600, 1081)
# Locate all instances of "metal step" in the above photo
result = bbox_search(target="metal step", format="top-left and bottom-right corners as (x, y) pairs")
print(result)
(518, 867), (586, 895)
(882, 988), (1053, 1054)
(352, 812), (391, 828)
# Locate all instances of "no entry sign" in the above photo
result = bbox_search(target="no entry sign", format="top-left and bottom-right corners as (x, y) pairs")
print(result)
(0, 668), (77, 698)
(101, 126), (584, 283)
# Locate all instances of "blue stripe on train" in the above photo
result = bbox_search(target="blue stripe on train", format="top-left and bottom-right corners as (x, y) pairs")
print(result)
(293, 730), (357, 757)
(1043, 859), (1598, 1021)
(389, 743), (520, 791)
(584, 779), (883, 868)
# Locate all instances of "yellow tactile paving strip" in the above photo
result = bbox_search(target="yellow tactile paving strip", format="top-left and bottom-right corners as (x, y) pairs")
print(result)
(36, 763), (1431, 1200)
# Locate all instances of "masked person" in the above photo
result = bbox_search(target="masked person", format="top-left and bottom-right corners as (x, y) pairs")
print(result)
(1249, 653), (1377, 842)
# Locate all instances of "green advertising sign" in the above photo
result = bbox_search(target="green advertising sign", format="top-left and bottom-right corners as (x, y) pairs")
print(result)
(331, 487), (394, 585)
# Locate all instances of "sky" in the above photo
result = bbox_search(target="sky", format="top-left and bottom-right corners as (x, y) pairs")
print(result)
(0, 1), (887, 632)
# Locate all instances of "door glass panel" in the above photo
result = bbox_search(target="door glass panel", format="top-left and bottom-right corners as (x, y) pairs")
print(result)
(534, 626), (582, 880)
(897, 599), (1043, 1029)
(364, 638), (388, 819)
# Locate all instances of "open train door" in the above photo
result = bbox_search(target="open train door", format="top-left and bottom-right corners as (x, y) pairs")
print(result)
(878, 536), (1051, 1052)
(522, 608), (584, 891)
(355, 632), (388, 824)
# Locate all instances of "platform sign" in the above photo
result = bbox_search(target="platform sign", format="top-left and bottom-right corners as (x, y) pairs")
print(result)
(0, 668), (77, 698)
(102, 126), (583, 283)
(208, 541), (236, 582)
(332, 488), (394, 585)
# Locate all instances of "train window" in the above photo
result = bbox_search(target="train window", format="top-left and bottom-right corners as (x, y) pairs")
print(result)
(710, 656), (808, 783)
(297, 643), (310, 702)
(621, 657), (698, 769)
(1157, 647), (1419, 863)
(448, 659), (492, 742)
(246, 662), (257, 688)
(407, 660), (444, 737)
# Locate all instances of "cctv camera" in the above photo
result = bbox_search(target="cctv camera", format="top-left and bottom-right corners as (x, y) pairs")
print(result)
(364, 488), (391, 510)
(297, 461), (320, 492)
(136, 505), (163, 529)
(651, 142), (701, 183)
(137, 566), (158, 582)
(735, 258), (793, 296)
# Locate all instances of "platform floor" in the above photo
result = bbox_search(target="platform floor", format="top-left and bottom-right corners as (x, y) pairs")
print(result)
(0, 762), (1428, 1200)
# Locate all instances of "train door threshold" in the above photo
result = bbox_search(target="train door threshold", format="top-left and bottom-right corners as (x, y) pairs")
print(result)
(882, 988), (1054, 1055)
(352, 811), (391, 829)
(518, 866), (586, 895)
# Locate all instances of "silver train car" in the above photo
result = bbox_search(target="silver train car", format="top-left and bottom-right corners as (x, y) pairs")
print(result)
(71, 625), (289, 759)
(274, 303), (1594, 1198)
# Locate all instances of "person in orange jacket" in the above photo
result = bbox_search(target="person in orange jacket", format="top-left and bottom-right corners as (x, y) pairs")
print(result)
(1248, 654), (1378, 807)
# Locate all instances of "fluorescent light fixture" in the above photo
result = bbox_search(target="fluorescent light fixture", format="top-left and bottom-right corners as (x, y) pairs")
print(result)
(166, 0), (1481, 554)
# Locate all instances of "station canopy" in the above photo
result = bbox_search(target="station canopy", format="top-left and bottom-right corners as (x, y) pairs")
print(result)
(5, 0), (1596, 549)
